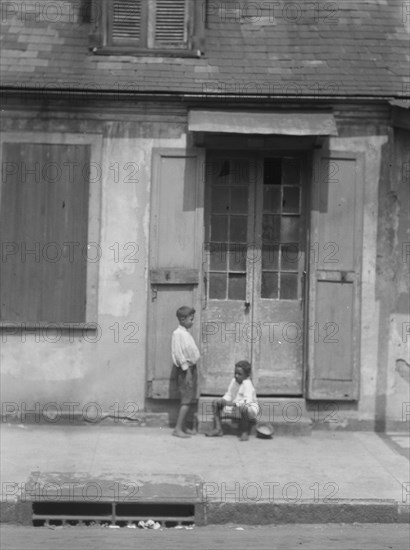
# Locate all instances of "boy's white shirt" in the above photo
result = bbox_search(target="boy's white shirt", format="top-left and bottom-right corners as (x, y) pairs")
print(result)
(223, 378), (258, 406)
(171, 325), (200, 371)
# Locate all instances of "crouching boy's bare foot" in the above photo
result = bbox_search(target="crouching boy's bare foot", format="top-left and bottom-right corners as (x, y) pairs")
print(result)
(205, 428), (223, 437)
(184, 428), (197, 435)
(172, 429), (190, 438)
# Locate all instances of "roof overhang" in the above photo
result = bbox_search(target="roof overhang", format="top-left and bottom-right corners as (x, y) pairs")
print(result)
(389, 100), (410, 130)
(188, 110), (338, 136)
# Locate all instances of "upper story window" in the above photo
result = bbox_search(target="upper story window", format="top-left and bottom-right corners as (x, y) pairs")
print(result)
(91, 0), (204, 56)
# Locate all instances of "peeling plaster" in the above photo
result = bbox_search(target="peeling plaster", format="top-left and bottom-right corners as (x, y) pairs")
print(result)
(1, 345), (85, 380)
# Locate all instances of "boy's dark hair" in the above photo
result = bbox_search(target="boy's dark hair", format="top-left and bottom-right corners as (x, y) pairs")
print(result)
(235, 360), (252, 378)
(176, 306), (196, 320)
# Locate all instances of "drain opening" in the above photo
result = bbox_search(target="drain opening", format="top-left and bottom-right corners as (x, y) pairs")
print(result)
(32, 501), (196, 528)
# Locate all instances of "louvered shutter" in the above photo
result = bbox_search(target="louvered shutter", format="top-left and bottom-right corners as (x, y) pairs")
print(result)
(154, 0), (187, 48)
(111, 0), (146, 44)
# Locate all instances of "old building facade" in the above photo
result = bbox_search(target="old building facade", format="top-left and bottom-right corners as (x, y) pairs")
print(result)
(1, 0), (409, 429)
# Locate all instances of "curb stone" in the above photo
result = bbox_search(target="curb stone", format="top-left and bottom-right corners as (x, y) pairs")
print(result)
(2, 499), (409, 526)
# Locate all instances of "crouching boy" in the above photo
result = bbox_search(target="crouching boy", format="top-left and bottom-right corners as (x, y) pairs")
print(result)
(206, 360), (259, 441)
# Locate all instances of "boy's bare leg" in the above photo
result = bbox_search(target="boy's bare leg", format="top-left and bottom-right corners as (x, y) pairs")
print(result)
(238, 404), (257, 441)
(213, 399), (223, 432)
(205, 399), (225, 436)
(173, 404), (190, 438)
(184, 406), (197, 435)
(238, 405), (251, 441)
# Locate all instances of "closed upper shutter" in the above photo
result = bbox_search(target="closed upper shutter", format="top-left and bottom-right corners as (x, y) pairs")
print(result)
(154, 0), (187, 47)
(112, 0), (144, 43)
(99, 0), (203, 52)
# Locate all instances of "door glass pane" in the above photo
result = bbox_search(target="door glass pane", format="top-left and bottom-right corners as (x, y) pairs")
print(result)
(282, 187), (300, 214)
(230, 160), (249, 185)
(207, 160), (230, 185)
(231, 188), (248, 212)
(262, 215), (280, 243)
(209, 244), (227, 270)
(207, 156), (251, 302)
(230, 215), (247, 243)
(263, 187), (281, 213)
(260, 157), (303, 301)
(209, 273), (227, 299)
(211, 215), (228, 241)
(261, 272), (278, 299)
(281, 244), (299, 270)
(229, 247), (246, 271)
(281, 217), (300, 242)
(262, 245), (279, 270)
(280, 273), (298, 299)
(211, 187), (230, 213)
(207, 155), (304, 304)
(264, 158), (282, 185)
(283, 158), (301, 184)
(228, 273), (246, 300)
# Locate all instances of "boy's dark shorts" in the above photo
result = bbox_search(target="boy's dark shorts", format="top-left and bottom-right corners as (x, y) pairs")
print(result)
(177, 364), (198, 405)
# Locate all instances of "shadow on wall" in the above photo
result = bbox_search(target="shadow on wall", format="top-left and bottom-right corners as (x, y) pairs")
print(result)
(396, 358), (410, 384)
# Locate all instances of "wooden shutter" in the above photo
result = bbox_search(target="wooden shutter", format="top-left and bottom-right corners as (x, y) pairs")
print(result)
(154, 0), (187, 47)
(147, 149), (204, 398)
(0, 143), (90, 324)
(89, 0), (102, 48)
(111, 0), (146, 44)
(307, 151), (364, 400)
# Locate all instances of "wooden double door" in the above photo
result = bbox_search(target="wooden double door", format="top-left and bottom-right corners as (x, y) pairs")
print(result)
(147, 146), (363, 401)
(201, 152), (307, 395)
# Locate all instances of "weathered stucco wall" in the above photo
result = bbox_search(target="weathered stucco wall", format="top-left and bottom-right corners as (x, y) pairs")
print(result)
(0, 101), (187, 420)
(313, 132), (388, 425)
(311, 117), (409, 428)
(1, 100), (407, 427)
(385, 127), (410, 427)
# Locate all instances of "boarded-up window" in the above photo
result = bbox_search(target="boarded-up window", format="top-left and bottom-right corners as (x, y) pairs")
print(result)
(92, 0), (203, 53)
(0, 143), (91, 324)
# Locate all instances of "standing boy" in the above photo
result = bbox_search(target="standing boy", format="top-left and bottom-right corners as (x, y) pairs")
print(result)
(171, 306), (200, 438)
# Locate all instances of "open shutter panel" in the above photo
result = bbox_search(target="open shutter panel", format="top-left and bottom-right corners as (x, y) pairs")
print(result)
(111, 0), (144, 43)
(307, 152), (364, 400)
(147, 149), (205, 399)
(154, 0), (187, 47)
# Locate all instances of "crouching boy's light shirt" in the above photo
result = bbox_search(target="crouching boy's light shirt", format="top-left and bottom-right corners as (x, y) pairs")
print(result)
(223, 378), (260, 415)
(171, 325), (200, 371)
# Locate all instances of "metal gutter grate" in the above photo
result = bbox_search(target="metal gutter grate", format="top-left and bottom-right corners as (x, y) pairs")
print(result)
(32, 501), (195, 528)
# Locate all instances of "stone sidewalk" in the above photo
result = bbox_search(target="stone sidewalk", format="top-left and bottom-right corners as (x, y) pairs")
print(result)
(1, 424), (409, 525)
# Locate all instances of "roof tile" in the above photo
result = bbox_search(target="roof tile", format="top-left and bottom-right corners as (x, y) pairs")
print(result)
(1, 0), (408, 97)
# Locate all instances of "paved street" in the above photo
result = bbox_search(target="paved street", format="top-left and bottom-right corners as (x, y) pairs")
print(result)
(1, 523), (409, 550)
